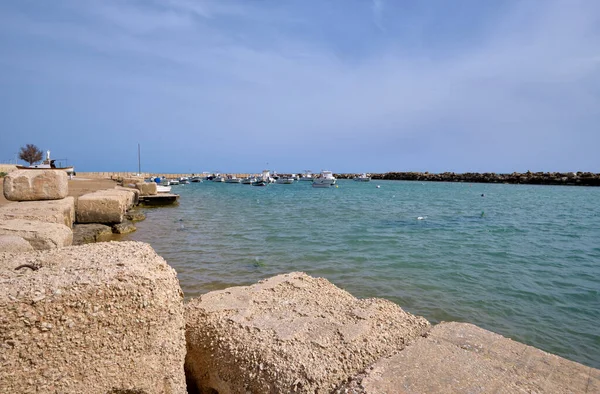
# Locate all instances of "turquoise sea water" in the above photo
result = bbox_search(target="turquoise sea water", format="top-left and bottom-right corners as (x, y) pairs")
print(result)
(125, 180), (600, 369)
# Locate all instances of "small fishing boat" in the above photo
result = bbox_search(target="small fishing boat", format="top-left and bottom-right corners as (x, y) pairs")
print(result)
(16, 150), (74, 174)
(275, 176), (294, 184)
(212, 174), (225, 182)
(251, 170), (272, 186)
(298, 170), (314, 181)
(190, 176), (203, 182)
(312, 170), (336, 188)
(225, 175), (241, 183)
(251, 179), (268, 186)
(179, 177), (190, 184)
(353, 173), (371, 182)
(156, 185), (172, 193)
(241, 176), (256, 184)
(170, 179), (180, 185)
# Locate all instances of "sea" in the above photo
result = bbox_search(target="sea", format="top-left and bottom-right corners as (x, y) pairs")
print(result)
(123, 179), (600, 369)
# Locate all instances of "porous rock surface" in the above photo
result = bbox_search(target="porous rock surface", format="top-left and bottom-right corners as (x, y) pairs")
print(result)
(0, 241), (186, 394)
(3, 169), (68, 201)
(0, 219), (72, 250)
(0, 197), (75, 228)
(341, 322), (599, 393)
(76, 189), (136, 224)
(185, 272), (430, 393)
(0, 235), (34, 253)
(135, 182), (158, 196)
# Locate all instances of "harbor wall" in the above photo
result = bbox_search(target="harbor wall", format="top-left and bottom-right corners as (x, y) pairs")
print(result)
(74, 171), (600, 186)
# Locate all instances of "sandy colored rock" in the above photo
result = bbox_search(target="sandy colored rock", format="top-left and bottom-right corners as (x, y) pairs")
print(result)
(125, 210), (146, 222)
(0, 219), (72, 250)
(3, 169), (68, 201)
(136, 181), (158, 196)
(0, 241), (186, 394)
(0, 235), (34, 253)
(0, 197), (75, 228)
(185, 272), (430, 394)
(112, 186), (139, 208)
(76, 189), (135, 224)
(72, 223), (114, 245)
(347, 322), (599, 394)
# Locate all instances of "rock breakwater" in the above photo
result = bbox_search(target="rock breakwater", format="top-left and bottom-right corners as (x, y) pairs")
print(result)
(336, 171), (600, 186)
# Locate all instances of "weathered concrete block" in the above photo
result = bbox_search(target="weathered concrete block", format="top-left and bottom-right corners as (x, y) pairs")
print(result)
(0, 219), (72, 250)
(112, 187), (139, 208)
(0, 241), (186, 394)
(185, 272), (430, 393)
(0, 197), (75, 228)
(0, 235), (34, 253)
(3, 169), (68, 201)
(76, 189), (135, 224)
(135, 182), (157, 196)
(346, 322), (599, 393)
(121, 177), (144, 188)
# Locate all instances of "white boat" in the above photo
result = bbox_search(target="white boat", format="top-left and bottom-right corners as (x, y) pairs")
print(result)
(16, 150), (74, 174)
(353, 173), (371, 182)
(179, 177), (190, 184)
(156, 185), (172, 193)
(312, 170), (336, 188)
(169, 179), (180, 185)
(275, 176), (294, 184)
(251, 170), (272, 186)
(225, 175), (241, 183)
(212, 174), (225, 182)
(241, 176), (256, 184)
(298, 171), (314, 181)
(190, 176), (203, 182)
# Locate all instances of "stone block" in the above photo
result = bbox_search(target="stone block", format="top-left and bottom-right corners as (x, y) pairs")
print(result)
(0, 219), (72, 250)
(0, 197), (75, 228)
(185, 272), (430, 393)
(135, 182), (157, 196)
(76, 190), (135, 224)
(345, 322), (599, 393)
(0, 241), (186, 394)
(3, 169), (68, 201)
(0, 235), (34, 253)
(112, 187), (139, 208)
(121, 177), (144, 188)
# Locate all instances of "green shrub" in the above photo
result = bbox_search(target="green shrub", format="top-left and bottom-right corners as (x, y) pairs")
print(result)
(0, 172), (7, 178)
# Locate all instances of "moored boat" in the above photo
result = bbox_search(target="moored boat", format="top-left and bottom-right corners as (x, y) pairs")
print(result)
(298, 170), (314, 181)
(312, 170), (336, 188)
(225, 175), (241, 183)
(353, 173), (371, 182)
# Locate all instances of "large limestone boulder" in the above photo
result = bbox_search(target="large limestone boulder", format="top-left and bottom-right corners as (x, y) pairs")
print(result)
(72, 223), (114, 245)
(0, 197), (75, 228)
(0, 241), (186, 394)
(185, 272), (430, 393)
(76, 189), (136, 224)
(3, 169), (68, 201)
(342, 322), (599, 393)
(135, 182), (158, 196)
(0, 235), (34, 253)
(0, 219), (72, 250)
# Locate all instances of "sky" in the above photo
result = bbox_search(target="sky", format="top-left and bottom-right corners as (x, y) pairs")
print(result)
(0, 0), (599, 173)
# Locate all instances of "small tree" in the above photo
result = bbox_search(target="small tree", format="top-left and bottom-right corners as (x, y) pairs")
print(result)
(19, 144), (43, 165)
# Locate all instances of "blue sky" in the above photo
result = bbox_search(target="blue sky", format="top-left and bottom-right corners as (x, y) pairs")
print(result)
(0, 0), (598, 173)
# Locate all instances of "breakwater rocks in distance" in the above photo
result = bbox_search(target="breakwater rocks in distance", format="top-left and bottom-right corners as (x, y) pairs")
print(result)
(337, 171), (600, 186)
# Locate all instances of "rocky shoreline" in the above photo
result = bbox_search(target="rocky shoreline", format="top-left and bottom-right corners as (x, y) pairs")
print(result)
(1, 170), (599, 393)
(337, 171), (600, 186)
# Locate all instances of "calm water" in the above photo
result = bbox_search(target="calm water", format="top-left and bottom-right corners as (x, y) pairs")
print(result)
(125, 180), (600, 369)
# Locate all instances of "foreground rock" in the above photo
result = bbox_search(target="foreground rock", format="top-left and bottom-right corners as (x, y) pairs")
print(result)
(0, 235), (34, 253)
(341, 322), (599, 393)
(185, 272), (430, 393)
(0, 241), (186, 393)
(0, 219), (72, 250)
(76, 189), (136, 224)
(0, 197), (75, 228)
(3, 169), (68, 201)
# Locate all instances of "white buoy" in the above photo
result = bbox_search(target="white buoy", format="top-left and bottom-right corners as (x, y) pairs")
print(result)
(376, 185), (381, 188)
